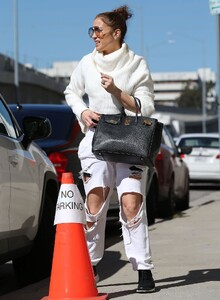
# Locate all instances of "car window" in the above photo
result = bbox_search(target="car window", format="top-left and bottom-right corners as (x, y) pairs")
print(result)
(0, 99), (21, 138)
(179, 137), (219, 149)
(11, 107), (74, 141)
(163, 127), (176, 149)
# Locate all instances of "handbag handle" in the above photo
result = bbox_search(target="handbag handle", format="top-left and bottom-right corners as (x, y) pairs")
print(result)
(133, 96), (142, 115)
(120, 96), (141, 124)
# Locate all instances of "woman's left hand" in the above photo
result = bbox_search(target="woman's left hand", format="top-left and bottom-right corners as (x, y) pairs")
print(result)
(100, 72), (119, 95)
(100, 73), (135, 112)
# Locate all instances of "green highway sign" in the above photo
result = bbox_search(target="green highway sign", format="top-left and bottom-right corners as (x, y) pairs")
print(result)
(209, 0), (220, 14)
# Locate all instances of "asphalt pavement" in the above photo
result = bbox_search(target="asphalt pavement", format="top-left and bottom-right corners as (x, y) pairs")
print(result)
(2, 190), (220, 300)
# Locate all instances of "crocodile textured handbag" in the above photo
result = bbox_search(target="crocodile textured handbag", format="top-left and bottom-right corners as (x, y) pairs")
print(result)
(92, 97), (163, 167)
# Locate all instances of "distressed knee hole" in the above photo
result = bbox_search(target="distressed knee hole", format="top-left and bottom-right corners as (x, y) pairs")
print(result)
(129, 166), (143, 180)
(85, 186), (110, 229)
(87, 186), (110, 207)
(120, 201), (143, 227)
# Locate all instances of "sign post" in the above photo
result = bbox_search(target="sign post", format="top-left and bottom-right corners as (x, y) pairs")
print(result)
(209, 0), (220, 175)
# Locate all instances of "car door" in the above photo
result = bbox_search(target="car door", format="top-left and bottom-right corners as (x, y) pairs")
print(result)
(163, 128), (187, 197)
(0, 112), (11, 255)
(0, 99), (40, 244)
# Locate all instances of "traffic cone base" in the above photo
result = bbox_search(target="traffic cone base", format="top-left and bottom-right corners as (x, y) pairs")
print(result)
(42, 294), (108, 300)
(41, 173), (108, 300)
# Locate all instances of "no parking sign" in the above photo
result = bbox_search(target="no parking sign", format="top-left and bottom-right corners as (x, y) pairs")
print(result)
(54, 183), (86, 225)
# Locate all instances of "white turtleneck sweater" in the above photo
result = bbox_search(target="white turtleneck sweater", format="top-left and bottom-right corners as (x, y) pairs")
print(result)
(64, 43), (155, 133)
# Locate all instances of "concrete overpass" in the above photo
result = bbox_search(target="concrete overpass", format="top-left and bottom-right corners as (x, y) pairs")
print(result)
(0, 54), (66, 105)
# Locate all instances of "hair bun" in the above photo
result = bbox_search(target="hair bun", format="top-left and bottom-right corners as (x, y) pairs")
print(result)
(113, 5), (132, 20)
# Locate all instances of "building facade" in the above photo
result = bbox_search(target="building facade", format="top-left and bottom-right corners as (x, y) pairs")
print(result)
(40, 61), (216, 108)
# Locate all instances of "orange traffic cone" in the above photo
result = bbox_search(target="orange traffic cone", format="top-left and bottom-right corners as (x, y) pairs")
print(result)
(42, 172), (108, 300)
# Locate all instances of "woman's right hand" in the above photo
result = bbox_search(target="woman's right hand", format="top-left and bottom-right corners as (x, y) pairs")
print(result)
(81, 109), (101, 128)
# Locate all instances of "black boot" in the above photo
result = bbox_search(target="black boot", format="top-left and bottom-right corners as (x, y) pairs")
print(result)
(93, 266), (99, 283)
(136, 270), (155, 293)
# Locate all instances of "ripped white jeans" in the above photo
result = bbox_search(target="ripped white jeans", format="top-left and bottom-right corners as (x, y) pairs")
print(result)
(78, 129), (154, 271)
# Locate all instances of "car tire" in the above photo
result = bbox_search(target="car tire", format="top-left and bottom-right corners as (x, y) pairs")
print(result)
(13, 192), (56, 286)
(146, 177), (158, 226)
(157, 176), (175, 219)
(176, 176), (190, 211)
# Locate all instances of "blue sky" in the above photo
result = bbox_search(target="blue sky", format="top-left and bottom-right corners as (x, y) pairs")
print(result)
(0, 0), (218, 74)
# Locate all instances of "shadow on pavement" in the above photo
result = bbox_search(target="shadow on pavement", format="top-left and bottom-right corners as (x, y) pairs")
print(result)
(102, 286), (138, 299)
(99, 250), (128, 282)
(155, 268), (220, 291)
(98, 268), (220, 298)
(190, 183), (220, 190)
(105, 221), (122, 249)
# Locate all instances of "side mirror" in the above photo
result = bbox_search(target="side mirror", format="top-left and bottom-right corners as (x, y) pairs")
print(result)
(22, 116), (52, 148)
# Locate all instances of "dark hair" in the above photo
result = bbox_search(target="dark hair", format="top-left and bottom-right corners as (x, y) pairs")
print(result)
(95, 5), (132, 44)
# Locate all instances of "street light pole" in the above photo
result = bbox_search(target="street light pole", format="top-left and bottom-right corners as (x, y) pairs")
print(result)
(146, 37), (175, 66)
(201, 45), (207, 133)
(124, 1), (145, 56)
(13, 0), (19, 105)
(217, 14), (220, 143)
(173, 32), (207, 132)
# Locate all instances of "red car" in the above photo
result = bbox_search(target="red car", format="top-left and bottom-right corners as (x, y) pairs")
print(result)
(155, 126), (191, 219)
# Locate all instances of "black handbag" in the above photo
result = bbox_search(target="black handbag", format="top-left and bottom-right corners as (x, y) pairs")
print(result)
(92, 97), (163, 167)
